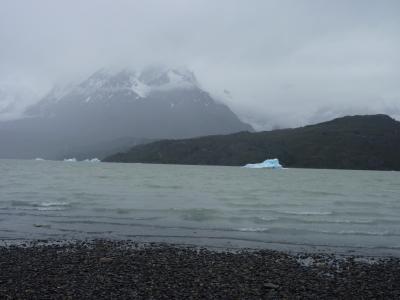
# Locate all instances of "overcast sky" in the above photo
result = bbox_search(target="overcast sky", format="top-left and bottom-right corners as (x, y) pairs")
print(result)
(0, 0), (399, 128)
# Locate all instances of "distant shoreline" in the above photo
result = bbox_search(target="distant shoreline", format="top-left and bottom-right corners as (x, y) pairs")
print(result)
(1, 240), (399, 298)
(3, 157), (400, 172)
(104, 114), (400, 171)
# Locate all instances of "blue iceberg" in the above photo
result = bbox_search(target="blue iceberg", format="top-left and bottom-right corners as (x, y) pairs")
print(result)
(244, 158), (283, 169)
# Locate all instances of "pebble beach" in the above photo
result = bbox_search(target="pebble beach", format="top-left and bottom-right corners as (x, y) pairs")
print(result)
(1, 240), (400, 299)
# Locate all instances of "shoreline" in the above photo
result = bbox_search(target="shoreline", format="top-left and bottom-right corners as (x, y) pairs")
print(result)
(2, 236), (400, 258)
(1, 240), (399, 299)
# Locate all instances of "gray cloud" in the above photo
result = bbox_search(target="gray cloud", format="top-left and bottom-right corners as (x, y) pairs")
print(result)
(1, 0), (399, 128)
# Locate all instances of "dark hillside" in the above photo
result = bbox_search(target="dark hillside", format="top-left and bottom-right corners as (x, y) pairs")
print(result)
(104, 115), (400, 171)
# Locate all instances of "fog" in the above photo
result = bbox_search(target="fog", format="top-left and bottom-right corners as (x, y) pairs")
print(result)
(1, 0), (399, 129)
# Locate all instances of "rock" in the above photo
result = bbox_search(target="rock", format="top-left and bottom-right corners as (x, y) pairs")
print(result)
(264, 282), (279, 289)
(1, 240), (400, 299)
(99, 257), (113, 263)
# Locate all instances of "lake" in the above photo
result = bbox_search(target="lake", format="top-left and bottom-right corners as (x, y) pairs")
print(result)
(1, 159), (399, 256)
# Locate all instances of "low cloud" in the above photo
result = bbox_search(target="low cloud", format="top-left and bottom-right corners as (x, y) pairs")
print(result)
(1, 0), (399, 128)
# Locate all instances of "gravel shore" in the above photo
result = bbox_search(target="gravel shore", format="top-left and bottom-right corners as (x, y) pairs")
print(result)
(1, 240), (399, 299)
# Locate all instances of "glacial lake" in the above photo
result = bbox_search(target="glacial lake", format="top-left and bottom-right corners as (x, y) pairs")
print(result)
(1, 159), (400, 256)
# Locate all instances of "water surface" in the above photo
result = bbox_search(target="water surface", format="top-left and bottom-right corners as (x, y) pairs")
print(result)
(1, 159), (399, 255)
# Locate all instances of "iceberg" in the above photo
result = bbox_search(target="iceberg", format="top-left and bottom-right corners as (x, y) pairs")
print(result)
(63, 158), (77, 162)
(63, 158), (100, 162)
(244, 158), (283, 169)
(83, 158), (100, 162)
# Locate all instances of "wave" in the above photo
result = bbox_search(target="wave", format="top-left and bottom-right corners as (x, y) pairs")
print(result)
(298, 218), (375, 225)
(278, 210), (333, 216)
(8, 200), (72, 211)
(256, 216), (279, 222)
(303, 228), (396, 237)
(298, 190), (346, 197)
(238, 227), (269, 232)
(39, 202), (70, 207)
(250, 215), (400, 226)
(36, 207), (67, 211)
(236, 208), (334, 216)
(298, 218), (400, 225)
(227, 202), (304, 208)
(333, 200), (395, 207)
(335, 230), (393, 236)
(234, 227), (399, 237)
(253, 216), (397, 225)
(144, 183), (182, 189)
(339, 210), (400, 218)
(0, 211), (164, 222)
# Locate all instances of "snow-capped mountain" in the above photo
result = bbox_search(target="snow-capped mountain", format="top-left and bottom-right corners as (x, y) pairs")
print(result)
(28, 66), (200, 115)
(0, 66), (252, 159)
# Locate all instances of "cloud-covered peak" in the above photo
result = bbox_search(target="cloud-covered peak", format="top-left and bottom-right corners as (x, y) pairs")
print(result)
(24, 65), (204, 118)
(58, 66), (200, 102)
(138, 65), (198, 88)
(1, 1), (399, 128)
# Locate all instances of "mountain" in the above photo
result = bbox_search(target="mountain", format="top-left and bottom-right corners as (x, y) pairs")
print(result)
(104, 114), (400, 171)
(0, 66), (252, 159)
(0, 82), (39, 121)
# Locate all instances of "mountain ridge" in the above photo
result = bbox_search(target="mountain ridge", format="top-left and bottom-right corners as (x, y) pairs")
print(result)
(103, 114), (400, 171)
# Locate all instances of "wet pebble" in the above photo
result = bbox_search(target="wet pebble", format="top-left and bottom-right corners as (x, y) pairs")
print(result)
(0, 240), (399, 299)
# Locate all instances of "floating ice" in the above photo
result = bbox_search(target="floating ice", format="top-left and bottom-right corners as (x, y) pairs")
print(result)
(35, 158), (45, 161)
(244, 158), (283, 169)
(83, 158), (100, 162)
(63, 158), (77, 162)
(63, 158), (100, 162)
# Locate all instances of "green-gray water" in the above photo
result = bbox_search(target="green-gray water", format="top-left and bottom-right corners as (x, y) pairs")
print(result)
(1, 159), (400, 255)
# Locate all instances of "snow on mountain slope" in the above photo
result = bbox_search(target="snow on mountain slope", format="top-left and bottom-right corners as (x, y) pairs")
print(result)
(0, 66), (253, 159)
(26, 66), (202, 115)
(25, 66), (218, 120)
(69, 67), (195, 98)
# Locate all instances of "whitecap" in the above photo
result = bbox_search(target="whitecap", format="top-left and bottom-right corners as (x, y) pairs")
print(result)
(280, 211), (333, 215)
(337, 230), (392, 236)
(300, 218), (374, 225)
(39, 202), (70, 207)
(257, 216), (279, 222)
(33, 201), (71, 211)
(37, 207), (67, 211)
(237, 227), (269, 232)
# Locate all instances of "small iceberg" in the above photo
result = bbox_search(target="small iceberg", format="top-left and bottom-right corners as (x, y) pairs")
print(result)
(35, 158), (45, 161)
(83, 158), (100, 163)
(63, 158), (77, 162)
(63, 158), (100, 162)
(244, 158), (283, 169)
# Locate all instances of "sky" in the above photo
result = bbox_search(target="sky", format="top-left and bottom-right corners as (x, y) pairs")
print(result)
(0, 0), (399, 129)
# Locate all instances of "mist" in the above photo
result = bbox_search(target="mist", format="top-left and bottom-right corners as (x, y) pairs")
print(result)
(1, 0), (399, 129)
